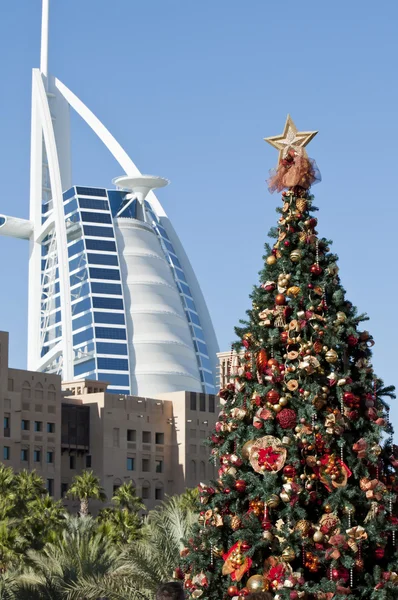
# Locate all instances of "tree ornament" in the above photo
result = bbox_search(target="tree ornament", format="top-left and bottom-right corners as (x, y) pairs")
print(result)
(290, 249), (302, 262)
(256, 349), (268, 373)
(228, 586), (239, 597)
(287, 286), (300, 298)
(335, 311), (347, 323)
(276, 408), (297, 429)
(250, 436), (287, 473)
(241, 440), (255, 460)
(266, 389), (280, 404)
(294, 519), (311, 537)
(296, 198), (307, 212)
(325, 349), (338, 363)
(247, 574), (268, 592)
(266, 255), (277, 265)
(281, 546), (296, 562)
(275, 294), (286, 305)
(230, 516), (242, 531)
(235, 480), (247, 493)
(310, 264), (322, 276)
(266, 494), (280, 508)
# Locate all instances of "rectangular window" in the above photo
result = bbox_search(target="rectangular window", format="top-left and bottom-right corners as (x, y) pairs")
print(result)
(21, 449), (28, 461)
(178, 281), (192, 297)
(34, 421), (42, 432)
(63, 187), (76, 201)
(68, 239), (84, 258)
(70, 455), (76, 469)
(3, 416), (10, 437)
(127, 457), (135, 471)
(72, 297), (92, 316)
(34, 450), (41, 462)
(195, 340), (208, 356)
(71, 281), (89, 301)
(142, 486), (150, 500)
(113, 428), (120, 447)
(163, 239), (176, 255)
(127, 429), (136, 442)
(155, 432), (164, 445)
(209, 396), (215, 413)
(155, 460), (163, 473)
(93, 297), (124, 310)
(46, 451), (54, 463)
(174, 267), (187, 283)
(94, 312), (125, 325)
(69, 253), (87, 273)
(74, 358), (96, 377)
(64, 198), (78, 215)
(76, 187), (107, 197)
(47, 422), (55, 433)
(190, 393), (197, 411)
(70, 268), (88, 288)
(200, 395), (206, 412)
(85, 239), (116, 252)
(187, 310), (201, 327)
(91, 283), (122, 296)
(203, 371), (214, 385)
(88, 253), (118, 266)
(83, 225), (114, 238)
(73, 327), (94, 346)
(97, 357), (128, 371)
(3, 447), (10, 460)
(96, 342), (128, 355)
(72, 312), (93, 331)
(142, 431), (151, 443)
(21, 420), (30, 431)
(81, 212), (112, 224)
(200, 356), (213, 372)
(155, 487), (163, 501)
(95, 327), (126, 340)
(47, 479), (54, 496)
(142, 459), (150, 472)
(184, 296), (197, 312)
(79, 198), (109, 210)
(192, 325), (205, 341)
(86, 455), (92, 468)
(97, 373), (130, 386)
(89, 267), (120, 281)
(61, 483), (68, 497)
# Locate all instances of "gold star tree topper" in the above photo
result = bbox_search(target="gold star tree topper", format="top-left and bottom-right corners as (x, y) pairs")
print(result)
(264, 115), (318, 163)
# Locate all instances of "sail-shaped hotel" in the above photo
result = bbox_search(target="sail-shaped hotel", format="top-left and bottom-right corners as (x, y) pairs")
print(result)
(0, 0), (218, 397)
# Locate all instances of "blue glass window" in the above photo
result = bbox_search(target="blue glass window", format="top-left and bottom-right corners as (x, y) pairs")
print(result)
(94, 312), (125, 325)
(200, 356), (213, 371)
(63, 187), (76, 201)
(72, 297), (92, 316)
(69, 253), (87, 273)
(93, 297), (123, 310)
(85, 239), (116, 252)
(42, 201), (52, 214)
(88, 253), (118, 266)
(71, 282), (90, 300)
(73, 327), (94, 346)
(81, 212), (112, 224)
(91, 282), (122, 295)
(98, 373), (129, 386)
(127, 457), (134, 471)
(178, 281), (192, 296)
(70, 269), (88, 288)
(74, 359), (96, 377)
(169, 254), (182, 269)
(202, 371), (214, 385)
(95, 327), (126, 340)
(68, 240), (84, 258)
(64, 198), (78, 215)
(187, 310), (201, 327)
(184, 296), (196, 312)
(108, 190), (129, 217)
(108, 388), (130, 394)
(163, 239), (176, 255)
(79, 198), (109, 210)
(156, 225), (168, 239)
(174, 267), (187, 283)
(195, 339), (208, 355)
(89, 268), (120, 281)
(83, 225), (114, 238)
(191, 325), (205, 341)
(3, 447), (10, 460)
(96, 342), (128, 355)
(76, 187), (107, 197)
(72, 312), (93, 331)
(97, 358), (128, 371)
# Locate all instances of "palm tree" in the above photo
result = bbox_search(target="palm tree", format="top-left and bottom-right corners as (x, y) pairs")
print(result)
(98, 509), (143, 546)
(66, 471), (106, 516)
(24, 495), (65, 548)
(13, 471), (46, 515)
(111, 482), (144, 514)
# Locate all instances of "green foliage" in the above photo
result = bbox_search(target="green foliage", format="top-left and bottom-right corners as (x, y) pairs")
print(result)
(66, 470), (106, 516)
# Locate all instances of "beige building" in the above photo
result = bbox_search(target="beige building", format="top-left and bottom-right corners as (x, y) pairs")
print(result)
(0, 330), (218, 508)
(61, 382), (218, 510)
(0, 331), (62, 497)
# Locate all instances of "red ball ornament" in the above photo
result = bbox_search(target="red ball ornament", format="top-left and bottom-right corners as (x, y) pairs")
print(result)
(275, 294), (286, 305)
(235, 480), (247, 493)
(241, 542), (251, 551)
(239, 589), (249, 597)
(347, 335), (359, 346)
(276, 408), (297, 429)
(290, 593), (299, 600)
(284, 240), (290, 247)
(228, 586), (239, 597)
(375, 547), (385, 559)
(310, 264), (322, 276)
(267, 358), (279, 368)
(280, 331), (288, 344)
(283, 464), (296, 478)
(266, 389), (280, 405)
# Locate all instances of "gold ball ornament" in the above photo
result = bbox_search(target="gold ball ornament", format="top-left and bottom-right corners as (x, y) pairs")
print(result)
(266, 494), (280, 509)
(294, 519), (311, 537)
(231, 515), (242, 531)
(313, 530), (324, 543)
(247, 575), (268, 592)
(335, 311), (347, 323)
(290, 249), (302, 262)
(281, 546), (296, 562)
(287, 286), (301, 298)
(325, 349), (338, 364)
(266, 255), (277, 265)
(241, 440), (256, 460)
(192, 590), (203, 599)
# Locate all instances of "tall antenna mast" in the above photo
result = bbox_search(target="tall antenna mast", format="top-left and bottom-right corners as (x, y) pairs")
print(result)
(40, 0), (49, 77)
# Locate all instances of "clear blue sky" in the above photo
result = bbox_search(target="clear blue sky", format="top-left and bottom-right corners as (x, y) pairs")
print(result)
(0, 1), (397, 433)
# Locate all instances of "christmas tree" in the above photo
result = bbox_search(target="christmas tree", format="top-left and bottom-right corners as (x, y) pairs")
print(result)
(179, 116), (398, 600)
